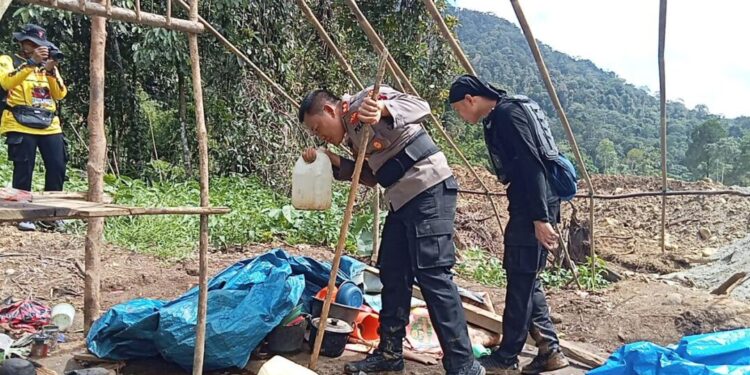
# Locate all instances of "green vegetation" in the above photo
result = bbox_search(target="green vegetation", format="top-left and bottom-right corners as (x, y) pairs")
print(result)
(448, 8), (750, 184)
(456, 248), (609, 290)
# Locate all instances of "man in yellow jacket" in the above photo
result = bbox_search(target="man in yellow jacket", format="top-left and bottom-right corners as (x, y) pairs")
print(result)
(0, 24), (68, 231)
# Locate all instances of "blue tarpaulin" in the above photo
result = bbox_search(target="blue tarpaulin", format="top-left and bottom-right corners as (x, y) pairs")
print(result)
(590, 329), (750, 375)
(86, 249), (364, 371)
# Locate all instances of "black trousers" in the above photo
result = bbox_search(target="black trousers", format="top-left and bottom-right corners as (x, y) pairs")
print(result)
(377, 176), (473, 373)
(496, 267), (560, 362)
(5, 132), (66, 192)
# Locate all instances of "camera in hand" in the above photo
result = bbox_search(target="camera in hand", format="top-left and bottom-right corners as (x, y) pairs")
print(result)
(48, 45), (64, 61)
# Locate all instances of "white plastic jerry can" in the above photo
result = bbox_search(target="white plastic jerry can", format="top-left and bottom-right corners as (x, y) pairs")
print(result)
(258, 355), (318, 375)
(292, 149), (333, 210)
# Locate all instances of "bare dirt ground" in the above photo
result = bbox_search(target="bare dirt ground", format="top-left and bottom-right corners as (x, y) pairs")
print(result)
(453, 167), (750, 274)
(1, 170), (750, 374)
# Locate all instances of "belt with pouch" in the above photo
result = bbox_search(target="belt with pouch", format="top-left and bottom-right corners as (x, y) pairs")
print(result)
(375, 129), (439, 188)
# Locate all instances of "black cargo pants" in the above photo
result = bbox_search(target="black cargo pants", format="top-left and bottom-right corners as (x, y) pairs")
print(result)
(377, 176), (473, 373)
(5, 132), (67, 192)
(496, 202), (561, 362)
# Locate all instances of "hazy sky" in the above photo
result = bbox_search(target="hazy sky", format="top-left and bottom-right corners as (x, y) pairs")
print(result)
(453, 0), (750, 118)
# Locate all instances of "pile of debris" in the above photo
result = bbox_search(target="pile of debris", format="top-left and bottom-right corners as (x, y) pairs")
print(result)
(452, 166), (750, 274)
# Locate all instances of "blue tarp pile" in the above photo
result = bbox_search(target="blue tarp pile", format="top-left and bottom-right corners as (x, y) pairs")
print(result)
(590, 328), (750, 375)
(86, 249), (365, 371)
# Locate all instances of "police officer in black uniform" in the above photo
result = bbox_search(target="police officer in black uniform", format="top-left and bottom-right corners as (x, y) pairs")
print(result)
(449, 75), (570, 374)
(299, 86), (484, 375)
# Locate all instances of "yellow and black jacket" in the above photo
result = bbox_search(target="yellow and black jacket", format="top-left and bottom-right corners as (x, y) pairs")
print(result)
(0, 54), (67, 135)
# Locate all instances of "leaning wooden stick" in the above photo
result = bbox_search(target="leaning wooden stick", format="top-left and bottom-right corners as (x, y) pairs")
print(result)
(309, 50), (390, 370)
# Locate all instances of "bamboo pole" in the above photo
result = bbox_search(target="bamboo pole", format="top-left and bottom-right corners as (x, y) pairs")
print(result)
(421, 0), (476, 76)
(658, 0), (668, 253)
(186, 0), (209, 372)
(166, 0), (171, 25)
(509, 0), (597, 274)
(19, 0), (203, 33)
(310, 52), (389, 371)
(176, 0), (297, 108)
(135, 0), (140, 20)
(83, 0), (107, 333)
(293, 0), (382, 262)
(343, 0), (506, 236)
(457, 188), (750, 199)
(1, 0), (13, 19)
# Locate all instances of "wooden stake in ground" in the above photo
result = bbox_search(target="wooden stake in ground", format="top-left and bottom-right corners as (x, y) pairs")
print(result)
(658, 0), (668, 253)
(84, 0), (107, 333)
(187, 0), (211, 372)
(509, 0), (598, 275)
(309, 51), (389, 371)
(343, 0), (506, 237)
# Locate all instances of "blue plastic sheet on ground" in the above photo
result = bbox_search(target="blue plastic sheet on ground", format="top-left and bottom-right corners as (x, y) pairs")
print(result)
(590, 329), (750, 375)
(86, 249), (364, 371)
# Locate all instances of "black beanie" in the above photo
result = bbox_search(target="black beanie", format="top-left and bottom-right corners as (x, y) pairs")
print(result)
(449, 74), (505, 103)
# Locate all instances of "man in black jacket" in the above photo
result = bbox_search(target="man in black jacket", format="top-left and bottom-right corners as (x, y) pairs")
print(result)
(449, 75), (569, 374)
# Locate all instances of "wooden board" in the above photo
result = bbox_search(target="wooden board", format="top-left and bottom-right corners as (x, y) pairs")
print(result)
(363, 267), (607, 369)
(0, 197), (230, 221)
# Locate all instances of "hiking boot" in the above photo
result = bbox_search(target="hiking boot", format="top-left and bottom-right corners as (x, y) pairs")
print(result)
(449, 360), (486, 375)
(479, 353), (519, 374)
(17, 221), (36, 232)
(521, 349), (569, 374)
(344, 349), (404, 374)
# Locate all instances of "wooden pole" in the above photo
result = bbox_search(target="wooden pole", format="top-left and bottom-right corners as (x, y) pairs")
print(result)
(458, 188), (750, 199)
(0, 0), (13, 20)
(658, 0), (668, 253)
(421, 0), (476, 76)
(135, 0), (140, 20)
(166, 0), (171, 25)
(176, 0), (297, 108)
(295, 0), (363, 90)
(187, 0), (209, 372)
(84, 0), (107, 333)
(372, 189), (380, 262)
(309, 52), (389, 370)
(509, 0), (597, 273)
(343, 0), (506, 237)
(293, 0), (382, 262)
(19, 0), (203, 33)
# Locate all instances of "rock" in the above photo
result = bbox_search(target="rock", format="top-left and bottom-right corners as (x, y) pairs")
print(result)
(633, 221), (643, 230)
(624, 270), (636, 277)
(665, 293), (683, 305)
(665, 242), (678, 251)
(614, 188), (624, 194)
(5, 269), (15, 276)
(185, 267), (200, 277)
(550, 313), (563, 324)
(605, 218), (619, 226)
(698, 228), (712, 241)
(702, 248), (717, 258)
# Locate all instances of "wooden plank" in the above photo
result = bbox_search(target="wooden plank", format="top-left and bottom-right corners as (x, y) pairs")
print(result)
(0, 199), (230, 221)
(363, 267), (607, 369)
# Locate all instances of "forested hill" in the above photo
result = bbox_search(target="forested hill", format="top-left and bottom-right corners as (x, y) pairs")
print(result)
(449, 8), (750, 184)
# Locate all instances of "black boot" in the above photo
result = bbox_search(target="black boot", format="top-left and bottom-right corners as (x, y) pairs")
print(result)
(479, 352), (519, 374)
(449, 360), (486, 375)
(344, 336), (405, 374)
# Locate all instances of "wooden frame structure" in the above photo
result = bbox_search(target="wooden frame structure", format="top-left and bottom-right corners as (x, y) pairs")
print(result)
(3, 0), (222, 374)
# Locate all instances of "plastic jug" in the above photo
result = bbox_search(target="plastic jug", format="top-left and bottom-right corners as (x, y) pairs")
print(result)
(258, 355), (318, 375)
(292, 149), (333, 210)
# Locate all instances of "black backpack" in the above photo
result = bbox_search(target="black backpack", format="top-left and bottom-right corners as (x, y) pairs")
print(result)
(0, 55), (27, 115)
(505, 95), (579, 201)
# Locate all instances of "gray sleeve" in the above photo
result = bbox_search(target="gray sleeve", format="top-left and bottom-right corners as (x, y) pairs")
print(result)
(376, 86), (431, 128)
